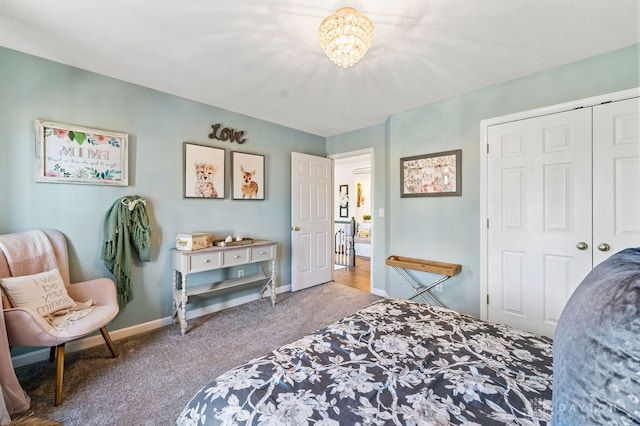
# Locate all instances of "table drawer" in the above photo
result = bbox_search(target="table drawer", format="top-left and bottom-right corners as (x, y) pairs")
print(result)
(223, 248), (249, 266)
(189, 252), (221, 273)
(251, 245), (274, 261)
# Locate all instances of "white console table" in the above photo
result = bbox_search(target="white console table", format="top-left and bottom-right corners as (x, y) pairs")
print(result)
(172, 239), (277, 335)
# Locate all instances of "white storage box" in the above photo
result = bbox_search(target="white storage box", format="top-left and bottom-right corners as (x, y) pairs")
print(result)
(175, 233), (213, 251)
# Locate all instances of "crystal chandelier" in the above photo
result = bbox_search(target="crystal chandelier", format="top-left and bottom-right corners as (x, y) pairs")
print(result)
(318, 7), (374, 68)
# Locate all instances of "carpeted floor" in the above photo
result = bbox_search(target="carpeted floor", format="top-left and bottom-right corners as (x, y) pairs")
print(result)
(12, 282), (381, 425)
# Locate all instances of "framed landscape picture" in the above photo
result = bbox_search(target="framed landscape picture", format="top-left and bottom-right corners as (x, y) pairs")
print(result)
(35, 120), (128, 186)
(184, 142), (225, 198)
(401, 149), (462, 197)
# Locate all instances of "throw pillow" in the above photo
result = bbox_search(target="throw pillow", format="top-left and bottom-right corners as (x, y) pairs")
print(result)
(0, 268), (75, 316)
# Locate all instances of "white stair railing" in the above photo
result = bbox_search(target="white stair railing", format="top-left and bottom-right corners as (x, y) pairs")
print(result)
(334, 218), (355, 267)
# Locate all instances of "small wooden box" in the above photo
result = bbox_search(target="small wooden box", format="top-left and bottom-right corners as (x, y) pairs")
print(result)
(175, 233), (213, 251)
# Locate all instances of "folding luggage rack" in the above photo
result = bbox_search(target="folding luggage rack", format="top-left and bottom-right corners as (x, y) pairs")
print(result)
(386, 255), (462, 308)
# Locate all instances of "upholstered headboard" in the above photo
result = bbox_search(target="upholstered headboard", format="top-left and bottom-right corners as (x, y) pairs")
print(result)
(552, 247), (640, 425)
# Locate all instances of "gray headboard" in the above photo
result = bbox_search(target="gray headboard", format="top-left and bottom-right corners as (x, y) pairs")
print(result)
(552, 247), (640, 425)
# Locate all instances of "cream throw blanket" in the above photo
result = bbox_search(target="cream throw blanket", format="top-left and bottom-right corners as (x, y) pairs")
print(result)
(0, 230), (94, 330)
(0, 230), (58, 277)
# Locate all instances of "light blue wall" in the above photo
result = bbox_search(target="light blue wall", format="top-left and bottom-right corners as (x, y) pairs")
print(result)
(328, 44), (639, 317)
(2, 43), (638, 335)
(0, 47), (325, 332)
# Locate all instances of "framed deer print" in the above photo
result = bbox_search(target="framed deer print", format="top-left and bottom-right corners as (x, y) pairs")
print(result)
(231, 151), (265, 200)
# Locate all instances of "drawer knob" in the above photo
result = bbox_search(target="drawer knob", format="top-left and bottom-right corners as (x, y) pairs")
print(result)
(203, 259), (210, 263)
(260, 251), (266, 255)
(234, 255), (240, 259)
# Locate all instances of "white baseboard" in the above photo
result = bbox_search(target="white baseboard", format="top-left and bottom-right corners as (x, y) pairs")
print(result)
(371, 288), (389, 298)
(11, 284), (292, 368)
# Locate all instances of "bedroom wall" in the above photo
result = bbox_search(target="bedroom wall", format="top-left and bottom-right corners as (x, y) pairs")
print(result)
(0, 47), (325, 336)
(328, 43), (640, 317)
(1, 43), (638, 356)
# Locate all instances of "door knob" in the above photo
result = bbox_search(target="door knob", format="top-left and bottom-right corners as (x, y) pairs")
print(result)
(292, 226), (300, 231)
(576, 242), (588, 250)
(597, 243), (611, 252)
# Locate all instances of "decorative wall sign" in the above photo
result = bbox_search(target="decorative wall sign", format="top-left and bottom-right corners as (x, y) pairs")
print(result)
(35, 120), (128, 186)
(208, 123), (247, 144)
(231, 151), (265, 200)
(184, 142), (225, 198)
(401, 149), (462, 197)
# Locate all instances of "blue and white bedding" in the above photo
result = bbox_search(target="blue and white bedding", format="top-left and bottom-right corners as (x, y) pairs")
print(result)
(177, 298), (553, 425)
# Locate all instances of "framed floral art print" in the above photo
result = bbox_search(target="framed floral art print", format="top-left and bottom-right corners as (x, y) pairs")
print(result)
(401, 149), (462, 197)
(35, 120), (128, 186)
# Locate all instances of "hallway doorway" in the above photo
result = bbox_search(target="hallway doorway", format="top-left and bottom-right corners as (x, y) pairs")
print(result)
(331, 150), (372, 292)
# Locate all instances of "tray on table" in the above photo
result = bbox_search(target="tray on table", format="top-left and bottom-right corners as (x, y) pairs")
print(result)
(214, 238), (254, 247)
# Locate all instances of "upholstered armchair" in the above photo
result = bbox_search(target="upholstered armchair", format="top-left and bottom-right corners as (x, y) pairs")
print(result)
(0, 229), (119, 406)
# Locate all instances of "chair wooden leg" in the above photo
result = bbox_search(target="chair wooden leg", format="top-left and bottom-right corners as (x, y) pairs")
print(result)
(54, 344), (65, 406)
(100, 326), (119, 358)
(51, 328), (116, 407)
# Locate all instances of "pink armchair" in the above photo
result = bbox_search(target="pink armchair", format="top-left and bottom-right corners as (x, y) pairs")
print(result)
(1, 229), (119, 406)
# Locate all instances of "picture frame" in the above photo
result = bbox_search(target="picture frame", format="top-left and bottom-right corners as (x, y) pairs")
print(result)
(231, 151), (265, 200)
(400, 149), (462, 197)
(184, 142), (225, 198)
(339, 184), (349, 217)
(35, 120), (128, 186)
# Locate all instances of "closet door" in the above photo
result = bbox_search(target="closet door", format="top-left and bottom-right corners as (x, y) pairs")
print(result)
(486, 108), (592, 337)
(593, 97), (640, 266)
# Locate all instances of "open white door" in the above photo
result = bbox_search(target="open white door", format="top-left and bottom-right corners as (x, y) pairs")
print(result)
(291, 152), (333, 291)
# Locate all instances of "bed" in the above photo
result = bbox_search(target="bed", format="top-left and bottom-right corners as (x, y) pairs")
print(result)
(177, 298), (553, 425)
(177, 247), (640, 425)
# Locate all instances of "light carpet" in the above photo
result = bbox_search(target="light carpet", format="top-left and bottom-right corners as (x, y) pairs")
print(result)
(12, 282), (381, 425)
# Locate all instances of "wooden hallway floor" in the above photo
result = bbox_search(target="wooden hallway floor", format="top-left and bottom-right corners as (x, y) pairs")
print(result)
(333, 256), (370, 292)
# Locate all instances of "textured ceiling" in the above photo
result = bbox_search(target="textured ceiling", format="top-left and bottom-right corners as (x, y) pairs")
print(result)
(0, 0), (638, 137)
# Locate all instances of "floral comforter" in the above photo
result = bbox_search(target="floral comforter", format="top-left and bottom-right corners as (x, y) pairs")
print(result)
(177, 298), (553, 425)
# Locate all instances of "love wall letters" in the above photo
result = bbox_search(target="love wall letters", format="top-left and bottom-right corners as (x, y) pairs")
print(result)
(208, 123), (247, 144)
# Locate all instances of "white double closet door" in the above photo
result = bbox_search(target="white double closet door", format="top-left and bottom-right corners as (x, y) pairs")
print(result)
(485, 94), (639, 337)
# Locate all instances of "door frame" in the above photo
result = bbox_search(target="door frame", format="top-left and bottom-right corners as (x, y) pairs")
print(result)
(329, 148), (375, 290)
(479, 87), (640, 320)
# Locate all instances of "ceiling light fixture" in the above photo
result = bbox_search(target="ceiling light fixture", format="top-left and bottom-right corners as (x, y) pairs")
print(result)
(318, 7), (374, 68)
